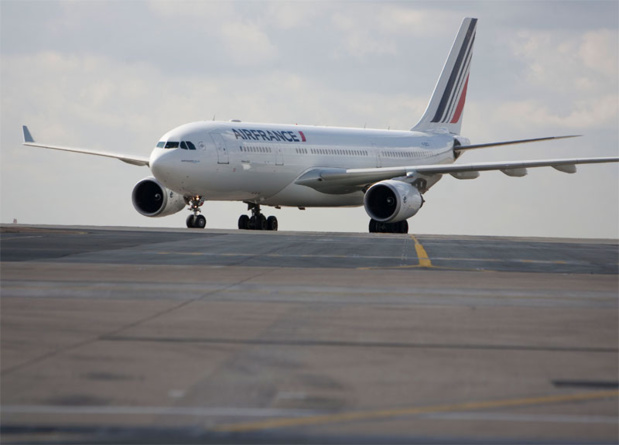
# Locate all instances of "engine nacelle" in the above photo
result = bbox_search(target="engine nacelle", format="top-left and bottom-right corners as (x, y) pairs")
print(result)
(453, 136), (470, 160)
(364, 180), (424, 223)
(132, 177), (186, 217)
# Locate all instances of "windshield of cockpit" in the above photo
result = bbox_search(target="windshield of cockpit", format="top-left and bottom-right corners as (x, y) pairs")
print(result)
(156, 141), (197, 150)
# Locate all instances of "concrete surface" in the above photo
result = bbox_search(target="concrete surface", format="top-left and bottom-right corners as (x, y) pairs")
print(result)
(1, 225), (617, 444)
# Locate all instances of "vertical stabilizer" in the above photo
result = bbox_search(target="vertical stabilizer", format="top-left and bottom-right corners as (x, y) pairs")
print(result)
(412, 17), (477, 135)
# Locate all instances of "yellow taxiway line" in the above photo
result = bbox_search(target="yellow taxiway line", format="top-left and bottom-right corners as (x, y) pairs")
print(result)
(410, 235), (433, 268)
(211, 389), (619, 433)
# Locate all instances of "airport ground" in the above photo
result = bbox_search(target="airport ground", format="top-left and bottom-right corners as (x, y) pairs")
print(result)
(1, 225), (618, 444)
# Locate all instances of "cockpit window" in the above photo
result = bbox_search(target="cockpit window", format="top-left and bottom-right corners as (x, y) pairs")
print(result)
(179, 141), (197, 150)
(161, 140), (195, 150)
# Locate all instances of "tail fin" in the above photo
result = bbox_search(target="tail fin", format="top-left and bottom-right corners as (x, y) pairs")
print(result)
(412, 17), (477, 135)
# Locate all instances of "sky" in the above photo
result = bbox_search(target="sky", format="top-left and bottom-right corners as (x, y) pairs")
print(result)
(1, 0), (617, 238)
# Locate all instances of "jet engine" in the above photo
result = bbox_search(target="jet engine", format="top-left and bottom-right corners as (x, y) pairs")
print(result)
(364, 180), (424, 223)
(132, 177), (186, 217)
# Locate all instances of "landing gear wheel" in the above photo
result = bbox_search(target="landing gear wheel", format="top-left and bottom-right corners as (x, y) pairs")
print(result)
(195, 215), (206, 229)
(186, 196), (206, 229)
(267, 216), (278, 231)
(186, 214), (197, 228)
(238, 215), (250, 230)
(369, 219), (409, 234)
(257, 214), (267, 230)
(399, 220), (409, 234)
(186, 214), (206, 229)
(242, 203), (276, 231)
(369, 219), (388, 233)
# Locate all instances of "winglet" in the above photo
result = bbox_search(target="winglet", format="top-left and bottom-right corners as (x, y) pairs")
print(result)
(22, 126), (34, 143)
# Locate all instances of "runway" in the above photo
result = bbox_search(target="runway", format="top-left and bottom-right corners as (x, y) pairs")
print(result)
(1, 225), (618, 444)
(1, 225), (617, 273)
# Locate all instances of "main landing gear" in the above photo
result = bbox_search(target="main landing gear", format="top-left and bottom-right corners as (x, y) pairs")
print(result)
(369, 219), (409, 234)
(186, 195), (206, 229)
(238, 204), (278, 231)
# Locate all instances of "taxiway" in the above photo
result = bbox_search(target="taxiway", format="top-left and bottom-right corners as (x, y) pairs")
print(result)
(1, 225), (617, 444)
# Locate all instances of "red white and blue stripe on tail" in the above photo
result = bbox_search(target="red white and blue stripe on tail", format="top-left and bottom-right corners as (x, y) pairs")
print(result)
(412, 17), (477, 135)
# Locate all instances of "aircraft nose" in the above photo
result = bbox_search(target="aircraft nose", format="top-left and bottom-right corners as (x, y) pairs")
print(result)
(149, 149), (176, 183)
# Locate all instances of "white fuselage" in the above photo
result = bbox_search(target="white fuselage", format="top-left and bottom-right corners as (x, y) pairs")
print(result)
(149, 121), (458, 207)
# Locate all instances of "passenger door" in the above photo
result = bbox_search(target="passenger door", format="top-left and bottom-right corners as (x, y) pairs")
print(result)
(210, 133), (229, 164)
(373, 142), (382, 168)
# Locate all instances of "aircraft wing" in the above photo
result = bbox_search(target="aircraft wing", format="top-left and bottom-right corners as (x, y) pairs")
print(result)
(455, 135), (580, 151)
(295, 156), (619, 192)
(22, 126), (150, 167)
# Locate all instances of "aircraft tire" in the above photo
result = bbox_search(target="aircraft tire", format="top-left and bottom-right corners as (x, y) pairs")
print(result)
(267, 216), (278, 231)
(195, 215), (206, 229)
(238, 215), (250, 230)
(257, 214), (267, 230)
(186, 215), (197, 228)
(399, 220), (409, 234)
(369, 219), (408, 234)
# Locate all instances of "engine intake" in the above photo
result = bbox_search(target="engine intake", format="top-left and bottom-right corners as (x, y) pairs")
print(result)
(132, 177), (185, 217)
(364, 180), (423, 223)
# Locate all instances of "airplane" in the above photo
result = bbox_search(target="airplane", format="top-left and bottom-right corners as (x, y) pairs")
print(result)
(22, 17), (618, 233)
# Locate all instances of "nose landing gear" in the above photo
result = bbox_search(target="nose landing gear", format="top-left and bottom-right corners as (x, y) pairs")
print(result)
(238, 203), (278, 231)
(186, 196), (206, 229)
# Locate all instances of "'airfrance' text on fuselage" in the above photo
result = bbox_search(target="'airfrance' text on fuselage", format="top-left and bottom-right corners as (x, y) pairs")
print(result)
(232, 129), (307, 143)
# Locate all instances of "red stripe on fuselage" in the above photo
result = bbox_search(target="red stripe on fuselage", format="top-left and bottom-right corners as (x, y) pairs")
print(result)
(299, 131), (306, 142)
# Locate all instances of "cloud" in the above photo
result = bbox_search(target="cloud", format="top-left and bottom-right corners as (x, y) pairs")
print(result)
(512, 28), (618, 94)
(147, 1), (235, 20)
(377, 6), (462, 37)
(492, 95), (618, 132)
(327, 6), (461, 59)
(480, 26), (619, 134)
(220, 21), (278, 66)
(330, 10), (397, 58)
(579, 29), (618, 78)
(264, 2), (331, 30)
